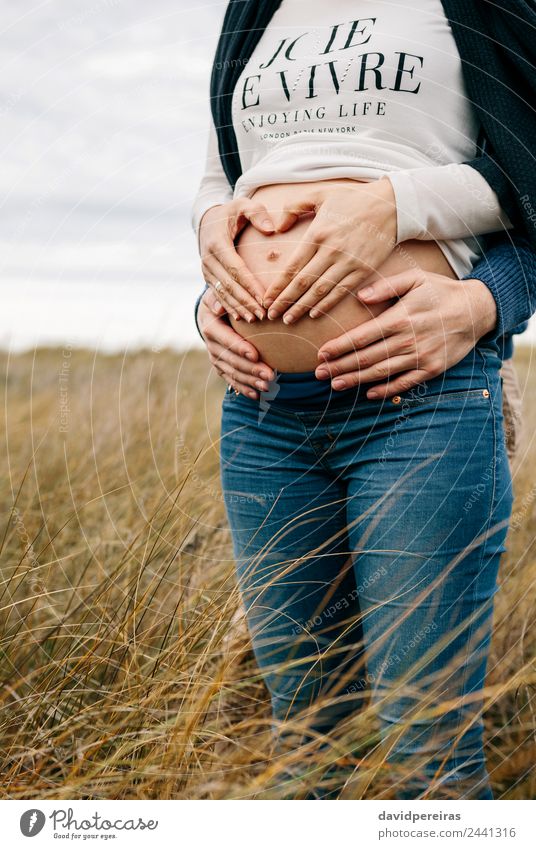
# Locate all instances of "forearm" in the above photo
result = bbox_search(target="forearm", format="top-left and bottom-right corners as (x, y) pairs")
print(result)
(388, 162), (512, 243)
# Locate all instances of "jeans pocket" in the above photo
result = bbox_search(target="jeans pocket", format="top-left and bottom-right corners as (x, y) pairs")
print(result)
(396, 387), (492, 409)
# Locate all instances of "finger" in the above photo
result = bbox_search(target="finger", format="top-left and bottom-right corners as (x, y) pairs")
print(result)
(318, 305), (408, 361)
(240, 202), (276, 234)
(262, 234), (319, 310)
(315, 338), (398, 379)
(276, 261), (357, 324)
(366, 369), (430, 400)
(204, 264), (260, 323)
(327, 355), (417, 391)
(204, 288), (226, 317)
(268, 198), (318, 234)
(202, 249), (264, 320)
(266, 253), (338, 320)
(211, 345), (273, 390)
(219, 367), (259, 400)
(203, 316), (272, 371)
(204, 272), (245, 321)
(357, 270), (424, 304)
(308, 268), (379, 319)
(316, 330), (419, 378)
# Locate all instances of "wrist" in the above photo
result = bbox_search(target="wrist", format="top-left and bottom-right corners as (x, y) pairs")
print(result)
(198, 204), (225, 253)
(463, 278), (498, 338)
(373, 177), (397, 245)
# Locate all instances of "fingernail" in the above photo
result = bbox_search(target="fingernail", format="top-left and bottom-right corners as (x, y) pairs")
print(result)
(333, 379), (346, 390)
(256, 380), (268, 391)
(283, 314), (295, 325)
(254, 294), (264, 305)
(259, 370), (271, 380)
(233, 313), (240, 321)
(246, 314), (255, 323)
(316, 369), (329, 380)
(247, 390), (257, 399)
(255, 309), (264, 320)
(359, 286), (374, 299)
(268, 309), (279, 320)
(309, 309), (320, 319)
(263, 298), (273, 309)
(367, 391), (379, 399)
(319, 351), (331, 361)
(244, 351), (255, 361)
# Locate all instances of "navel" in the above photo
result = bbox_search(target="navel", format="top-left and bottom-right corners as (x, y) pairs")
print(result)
(266, 249), (281, 262)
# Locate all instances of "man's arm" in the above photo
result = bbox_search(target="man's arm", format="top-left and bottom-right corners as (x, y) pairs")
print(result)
(465, 232), (536, 338)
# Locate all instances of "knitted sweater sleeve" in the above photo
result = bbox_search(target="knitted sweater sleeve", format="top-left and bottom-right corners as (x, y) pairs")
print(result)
(465, 233), (536, 338)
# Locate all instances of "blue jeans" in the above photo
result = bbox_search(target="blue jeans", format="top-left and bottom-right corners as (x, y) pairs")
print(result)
(220, 344), (513, 799)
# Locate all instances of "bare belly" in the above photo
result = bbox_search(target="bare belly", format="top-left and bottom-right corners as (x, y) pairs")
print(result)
(231, 178), (456, 372)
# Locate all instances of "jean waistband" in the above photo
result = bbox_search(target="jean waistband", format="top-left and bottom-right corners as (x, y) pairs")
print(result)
(261, 369), (368, 411)
(257, 345), (502, 412)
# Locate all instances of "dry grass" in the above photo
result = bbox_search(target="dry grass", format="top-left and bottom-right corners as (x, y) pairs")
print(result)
(0, 346), (535, 800)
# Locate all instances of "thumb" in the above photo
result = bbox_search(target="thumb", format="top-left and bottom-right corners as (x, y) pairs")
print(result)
(357, 271), (422, 303)
(271, 200), (317, 233)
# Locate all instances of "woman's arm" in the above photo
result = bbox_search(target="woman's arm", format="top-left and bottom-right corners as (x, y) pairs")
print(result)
(191, 119), (233, 252)
(191, 119), (279, 321)
(388, 158), (512, 245)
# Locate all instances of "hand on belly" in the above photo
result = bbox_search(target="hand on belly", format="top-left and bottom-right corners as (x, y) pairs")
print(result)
(230, 182), (456, 374)
(231, 214), (385, 372)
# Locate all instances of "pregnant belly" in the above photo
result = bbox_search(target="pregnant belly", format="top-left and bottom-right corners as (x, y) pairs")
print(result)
(231, 180), (456, 373)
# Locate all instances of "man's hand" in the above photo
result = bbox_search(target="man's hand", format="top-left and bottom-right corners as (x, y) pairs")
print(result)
(197, 289), (275, 399)
(315, 270), (498, 398)
(262, 178), (398, 323)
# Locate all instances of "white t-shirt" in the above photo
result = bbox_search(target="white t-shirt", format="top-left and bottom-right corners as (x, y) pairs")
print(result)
(191, 0), (511, 276)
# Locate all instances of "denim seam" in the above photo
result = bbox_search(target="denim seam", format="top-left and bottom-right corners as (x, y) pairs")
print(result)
(449, 346), (497, 783)
(297, 420), (336, 472)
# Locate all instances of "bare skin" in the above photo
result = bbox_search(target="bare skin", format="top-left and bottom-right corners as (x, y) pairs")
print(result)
(197, 178), (497, 398)
(228, 178), (456, 372)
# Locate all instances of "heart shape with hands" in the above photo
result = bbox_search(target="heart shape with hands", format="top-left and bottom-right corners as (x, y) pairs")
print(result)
(197, 180), (497, 401)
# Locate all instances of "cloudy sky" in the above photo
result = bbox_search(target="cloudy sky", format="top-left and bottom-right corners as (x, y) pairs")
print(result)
(1, 0), (533, 352)
(0, 0), (227, 351)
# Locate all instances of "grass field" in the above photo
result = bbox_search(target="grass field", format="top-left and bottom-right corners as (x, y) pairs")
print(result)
(1, 346), (535, 800)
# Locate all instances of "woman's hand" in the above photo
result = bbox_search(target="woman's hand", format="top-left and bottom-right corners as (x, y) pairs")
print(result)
(199, 198), (278, 323)
(314, 270), (498, 398)
(197, 289), (275, 399)
(262, 178), (398, 324)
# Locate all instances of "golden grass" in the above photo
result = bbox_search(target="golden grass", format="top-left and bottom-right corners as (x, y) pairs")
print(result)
(0, 346), (535, 800)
